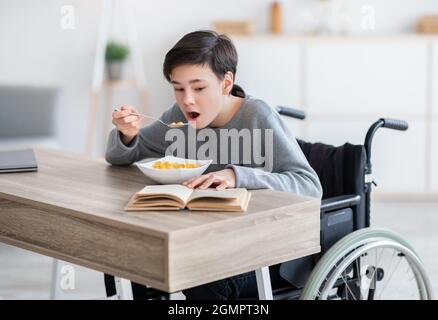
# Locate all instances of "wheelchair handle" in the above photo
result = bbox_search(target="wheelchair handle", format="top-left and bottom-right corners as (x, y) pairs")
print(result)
(364, 118), (409, 173)
(276, 106), (306, 120)
(381, 118), (409, 131)
(362, 117), (409, 228)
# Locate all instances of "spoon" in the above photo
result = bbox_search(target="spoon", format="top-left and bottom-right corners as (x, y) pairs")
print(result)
(113, 108), (189, 128)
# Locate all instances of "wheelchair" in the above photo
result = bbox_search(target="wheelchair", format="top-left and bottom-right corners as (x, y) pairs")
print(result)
(274, 106), (433, 300)
(105, 106), (434, 301)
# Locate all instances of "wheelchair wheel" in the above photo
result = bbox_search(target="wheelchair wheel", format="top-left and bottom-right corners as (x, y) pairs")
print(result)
(300, 228), (434, 300)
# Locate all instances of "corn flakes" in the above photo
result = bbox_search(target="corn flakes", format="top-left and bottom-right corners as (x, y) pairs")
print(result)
(169, 121), (185, 128)
(152, 161), (201, 169)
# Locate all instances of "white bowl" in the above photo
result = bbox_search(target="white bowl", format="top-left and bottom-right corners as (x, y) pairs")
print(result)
(135, 156), (212, 184)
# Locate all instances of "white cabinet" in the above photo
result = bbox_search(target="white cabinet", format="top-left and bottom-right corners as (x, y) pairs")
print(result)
(306, 41), (428, 116)
(431, 120), (438, 192)
(234, 38), (302, 108)
(306, 117), (426, 193)
(432, 43), (438, 192)
(305, 40), (429, 194)
(432, 43), (438, 116)
(305, 117), (371, 146)
(234, 37), (305, 137)
(372, 119), (426, 193)
(234, 35), (438, 195)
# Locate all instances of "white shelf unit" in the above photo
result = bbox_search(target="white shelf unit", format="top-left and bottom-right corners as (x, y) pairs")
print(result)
(431, 43), (438, 193)
(233, 34), (438, 197)
(0, 137), (61, 151)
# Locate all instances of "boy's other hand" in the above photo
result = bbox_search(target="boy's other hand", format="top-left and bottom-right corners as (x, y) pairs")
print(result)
(112, 105), (141, 145)
(182, 169), (236, 190)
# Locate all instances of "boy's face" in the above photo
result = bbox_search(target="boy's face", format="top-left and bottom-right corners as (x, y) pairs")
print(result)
(170, 64), (230, 129)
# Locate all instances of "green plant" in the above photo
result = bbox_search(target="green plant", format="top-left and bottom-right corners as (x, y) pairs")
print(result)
(105, 41), (129, 62)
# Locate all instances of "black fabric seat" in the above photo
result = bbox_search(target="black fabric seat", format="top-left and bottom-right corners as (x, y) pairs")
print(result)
(279, 140), (367, 290)
(297, 140), (367, 229)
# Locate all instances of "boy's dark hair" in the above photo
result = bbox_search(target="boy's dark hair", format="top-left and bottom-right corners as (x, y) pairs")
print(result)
(163, 30), (238, 82)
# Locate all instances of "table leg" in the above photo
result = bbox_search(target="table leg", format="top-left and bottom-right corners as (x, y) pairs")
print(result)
(255, 267), (273, 300)
(50, 259), (67, 299)
(114, 277), (133, 300)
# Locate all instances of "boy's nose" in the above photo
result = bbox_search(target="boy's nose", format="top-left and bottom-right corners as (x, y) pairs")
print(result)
(183, 91), (195, 106)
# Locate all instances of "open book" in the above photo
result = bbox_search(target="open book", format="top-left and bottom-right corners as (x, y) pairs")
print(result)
(125, 184), (251, 212)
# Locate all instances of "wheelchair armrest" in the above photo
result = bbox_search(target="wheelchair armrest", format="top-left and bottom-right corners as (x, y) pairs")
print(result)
(321, 194), (361, 213)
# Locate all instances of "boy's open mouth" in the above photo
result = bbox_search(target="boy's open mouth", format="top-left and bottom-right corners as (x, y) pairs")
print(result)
(188, 111), (200, 120)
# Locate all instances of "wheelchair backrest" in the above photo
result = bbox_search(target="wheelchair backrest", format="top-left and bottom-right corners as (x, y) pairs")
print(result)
(297, 140), (367, 229)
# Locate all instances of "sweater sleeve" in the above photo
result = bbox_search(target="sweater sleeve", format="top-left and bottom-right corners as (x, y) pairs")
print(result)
(226, 111), (322, 198)
(105, 107), (177, 165)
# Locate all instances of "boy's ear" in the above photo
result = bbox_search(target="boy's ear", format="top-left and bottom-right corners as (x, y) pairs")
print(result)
(222, 72), (234, 95)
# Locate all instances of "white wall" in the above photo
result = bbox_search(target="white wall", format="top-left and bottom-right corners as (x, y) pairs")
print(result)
(1, 0), (438, 154)
(0, 0), (101, 153)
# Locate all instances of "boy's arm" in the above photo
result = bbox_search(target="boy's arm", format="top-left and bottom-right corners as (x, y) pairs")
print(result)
(226, 112), (322, 198)
(105, 107), (176, 165)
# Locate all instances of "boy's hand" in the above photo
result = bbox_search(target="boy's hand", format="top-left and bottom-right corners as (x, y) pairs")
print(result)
(183, 169), (236, 190)
(112, 105), (141, 145)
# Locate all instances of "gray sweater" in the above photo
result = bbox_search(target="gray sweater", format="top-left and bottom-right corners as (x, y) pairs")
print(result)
(105, 96), (322, 198)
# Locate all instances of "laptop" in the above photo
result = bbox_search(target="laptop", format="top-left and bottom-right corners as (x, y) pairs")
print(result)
(0, 149), (38, 173)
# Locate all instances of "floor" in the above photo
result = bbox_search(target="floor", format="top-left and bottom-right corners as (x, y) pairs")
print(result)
(0, 200), (437, 300)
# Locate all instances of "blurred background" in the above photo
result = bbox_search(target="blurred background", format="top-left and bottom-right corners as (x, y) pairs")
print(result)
(0, 0), (437, 299)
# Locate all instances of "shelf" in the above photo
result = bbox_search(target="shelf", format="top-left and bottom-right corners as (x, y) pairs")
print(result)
(232, 33), (438, 43)
(102, 79), (139, 90)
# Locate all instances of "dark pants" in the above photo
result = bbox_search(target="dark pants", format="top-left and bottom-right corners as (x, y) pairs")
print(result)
(104, 274), (169, 300)
(105, 264), (290, 300)
(182, 264), (289, 300)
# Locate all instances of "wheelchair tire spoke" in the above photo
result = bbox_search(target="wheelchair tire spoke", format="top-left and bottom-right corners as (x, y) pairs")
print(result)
(301, 229), (432, 301)
(377, 249), (403, 299)
(340, 273), (357, 300)
(367, 247), (385, 289)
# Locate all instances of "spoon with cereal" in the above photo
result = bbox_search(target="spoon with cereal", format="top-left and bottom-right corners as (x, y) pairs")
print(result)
(114, 108), (189, 128)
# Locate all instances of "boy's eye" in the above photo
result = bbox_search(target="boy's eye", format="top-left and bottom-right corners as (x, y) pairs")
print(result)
(194, 87), (206, 91)
(174, 88), (184, 91)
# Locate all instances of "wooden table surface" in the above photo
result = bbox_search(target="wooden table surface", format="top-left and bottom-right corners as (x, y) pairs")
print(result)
(0, 148), (320, 292)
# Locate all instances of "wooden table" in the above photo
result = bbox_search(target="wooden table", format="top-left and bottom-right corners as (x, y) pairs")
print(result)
(0, 148), (320, 298)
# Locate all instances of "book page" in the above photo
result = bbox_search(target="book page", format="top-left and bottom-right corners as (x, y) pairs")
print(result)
(187, 188), (246, 202)
(187, 191), (251, 212)
(131, 198), (183, 207)
(136, 184), (193, 205)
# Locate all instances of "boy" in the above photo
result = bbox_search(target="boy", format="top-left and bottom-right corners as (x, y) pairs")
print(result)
(106, 30), (322, 299)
